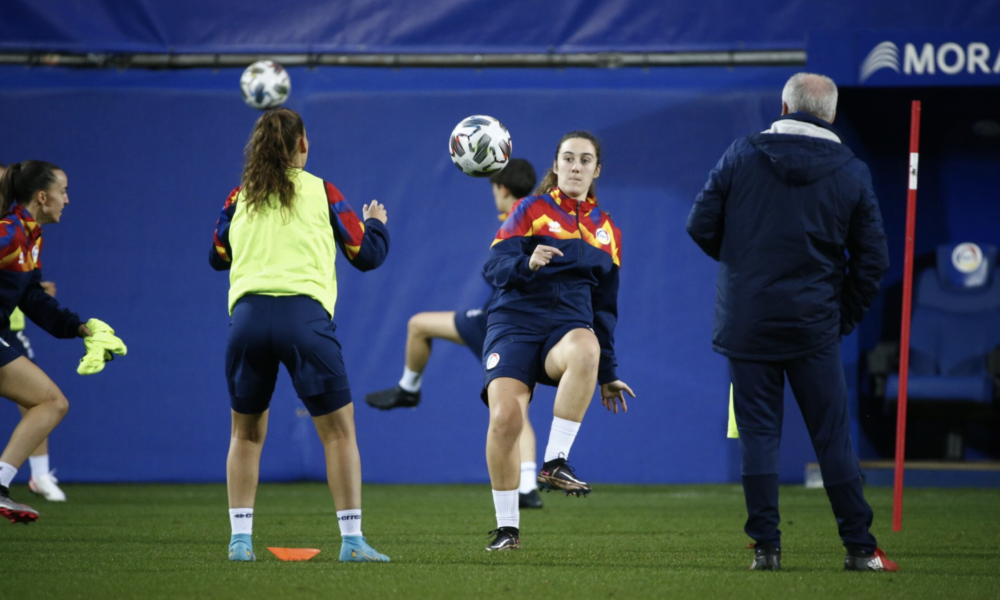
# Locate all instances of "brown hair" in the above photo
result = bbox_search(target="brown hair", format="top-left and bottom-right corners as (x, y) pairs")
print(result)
(0, 160), (63, 215)
(532, 131), (602, 199)
(241, 108), (305, 217)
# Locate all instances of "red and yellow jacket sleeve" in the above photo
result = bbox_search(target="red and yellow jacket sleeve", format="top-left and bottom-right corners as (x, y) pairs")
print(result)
(324, 182), (389, 272)
(209, 187), (240, 271)
(484, 198), (536, 289)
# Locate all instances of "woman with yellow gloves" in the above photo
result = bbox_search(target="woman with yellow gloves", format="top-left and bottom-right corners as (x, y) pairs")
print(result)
(0, 161), (125, 524)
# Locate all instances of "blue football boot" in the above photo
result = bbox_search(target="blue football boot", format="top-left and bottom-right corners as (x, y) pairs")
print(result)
(339, 535), (390, 562)
(228, 533), (256, 562)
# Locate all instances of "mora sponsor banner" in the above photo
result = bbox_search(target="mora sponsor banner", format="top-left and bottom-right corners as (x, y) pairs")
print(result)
(809, 32), (1000, 87)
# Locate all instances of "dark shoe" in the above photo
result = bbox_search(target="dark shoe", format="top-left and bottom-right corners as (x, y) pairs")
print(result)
(750, 543), (781, 571)
(845, 547), (899, 572)
(0, 485), (39, 524)
(519, 489), (543, 509)
(537, 457), (590, 497)
(485, 527), (520, 551)
(364, 386), (420, 410)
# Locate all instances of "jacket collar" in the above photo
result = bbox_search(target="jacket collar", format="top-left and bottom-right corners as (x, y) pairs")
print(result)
(550, 187), (596, 216)
(771, 112), (842, 138)
(10, 204), (42, 241)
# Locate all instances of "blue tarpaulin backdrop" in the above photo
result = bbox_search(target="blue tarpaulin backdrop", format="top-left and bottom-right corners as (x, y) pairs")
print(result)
(0, 65), (836, 484)
(2, 0), (998, 54)
(1, 0), (997, 485)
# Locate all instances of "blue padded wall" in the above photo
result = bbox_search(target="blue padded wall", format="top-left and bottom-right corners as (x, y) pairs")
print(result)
(0, 65), (902, 485)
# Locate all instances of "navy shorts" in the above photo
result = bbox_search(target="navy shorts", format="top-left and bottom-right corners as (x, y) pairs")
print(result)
(453, 307), (488, 360)
(480, 320), (592, 405)
(226, 295), (353, 417)
(0, 329), (31, 367)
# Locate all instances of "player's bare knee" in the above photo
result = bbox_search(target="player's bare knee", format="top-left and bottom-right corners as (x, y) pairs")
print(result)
(316, 419), (355, 445)
(232, 422), (266, 443)
(236, 429), (265, 444)
(54, 395), (70, 418)
(489, 399), (523, 440)
(570, 337), (601, 373)
(407, 313), (430, 338)
(40, 389), (70, 418)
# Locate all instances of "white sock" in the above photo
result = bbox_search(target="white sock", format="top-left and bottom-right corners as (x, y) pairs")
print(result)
(337, 509), (363, 537)
(229, 508), (254, 535)
(519, 462), (538, 494)
(0, 462), (16, 488)
(544, 417), (581, 463)
(29, 454), (50, 478)
(399, 367), (423, 393)
(492, 489), (519, 530)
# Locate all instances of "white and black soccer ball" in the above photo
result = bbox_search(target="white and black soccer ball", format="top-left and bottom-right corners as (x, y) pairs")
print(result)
(449, 115), (512, 177)
(240, 61), (291, 110)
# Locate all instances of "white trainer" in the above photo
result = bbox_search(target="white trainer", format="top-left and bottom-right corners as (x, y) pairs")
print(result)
(29, 471), (67, 502)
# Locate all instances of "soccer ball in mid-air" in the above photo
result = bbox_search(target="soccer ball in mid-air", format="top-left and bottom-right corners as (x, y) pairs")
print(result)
(240, 61), (291, 110)
(449, 115), (512, 177)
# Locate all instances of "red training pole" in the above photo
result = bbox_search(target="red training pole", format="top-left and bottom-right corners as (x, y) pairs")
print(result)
(893, 100), (921, 532)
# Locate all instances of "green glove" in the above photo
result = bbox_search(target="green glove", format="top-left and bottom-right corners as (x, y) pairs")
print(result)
(77, 318), (127, 375)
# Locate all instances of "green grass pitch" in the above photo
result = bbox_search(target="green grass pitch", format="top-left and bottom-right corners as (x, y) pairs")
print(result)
(2, 483), (998, 599)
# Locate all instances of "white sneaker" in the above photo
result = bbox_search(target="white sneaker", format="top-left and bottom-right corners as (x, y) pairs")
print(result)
(29, 471), (67, 502)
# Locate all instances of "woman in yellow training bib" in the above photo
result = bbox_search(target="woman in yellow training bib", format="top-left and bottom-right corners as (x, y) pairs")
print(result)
(210, 108), (391, 562)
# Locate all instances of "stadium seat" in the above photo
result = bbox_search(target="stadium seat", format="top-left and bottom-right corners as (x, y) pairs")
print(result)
(868, 243), (1000, 458)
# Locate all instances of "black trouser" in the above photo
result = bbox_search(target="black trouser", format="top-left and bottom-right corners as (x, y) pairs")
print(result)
(729, 340), (877, 552)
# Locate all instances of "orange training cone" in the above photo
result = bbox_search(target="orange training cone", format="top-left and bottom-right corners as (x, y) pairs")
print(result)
(267, 547), (321, 561)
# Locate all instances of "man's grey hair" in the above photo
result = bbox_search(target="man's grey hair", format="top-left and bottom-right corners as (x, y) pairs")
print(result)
(781, 73), (838, 122)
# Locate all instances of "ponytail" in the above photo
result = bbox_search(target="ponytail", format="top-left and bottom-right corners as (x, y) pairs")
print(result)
(241, 108), (305, 217)
(0, 160), (62, 215)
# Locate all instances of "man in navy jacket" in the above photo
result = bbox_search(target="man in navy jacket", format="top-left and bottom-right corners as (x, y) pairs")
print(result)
(687, 73), (897, 572)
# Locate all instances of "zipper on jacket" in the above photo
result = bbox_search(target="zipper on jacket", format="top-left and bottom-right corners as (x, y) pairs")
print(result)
(543, 281), (561, 333)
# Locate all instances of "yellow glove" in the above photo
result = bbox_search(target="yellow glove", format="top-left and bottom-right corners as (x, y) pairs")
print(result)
(77, 318), (127, 375)
(727, 383), (739, 439)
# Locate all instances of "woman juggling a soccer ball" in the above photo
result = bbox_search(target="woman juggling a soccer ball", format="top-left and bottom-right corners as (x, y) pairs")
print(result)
(210, 108), (391, 562)
(0, 161), (124, 524)
(481, 131), (634, 551)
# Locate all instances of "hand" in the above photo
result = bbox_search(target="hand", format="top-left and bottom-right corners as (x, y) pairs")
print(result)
(363, 200), (388, 224)
(41, 281), (56, 297)
(78, 323), (93, 338)
(600, 380), (635, 414)
(529, 245), (563, 271)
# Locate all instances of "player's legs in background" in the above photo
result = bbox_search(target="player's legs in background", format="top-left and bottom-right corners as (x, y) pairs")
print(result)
(0, 358), (68, 476)
(10, 330), (65, 501)
(16, 406), (64, 501)
(728, 358), (785, 570)
(312, 403), (389, 562)
(518, 401), (543, 508)
(0, 357), (69, 523)
(406, 311), (464, 375)
(485, 377), (530, 550)
(226, 409), (267, 561)
(536, 328), (600, 496)
(16, 407), (46, 456)
(365, 311), (463, 410)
